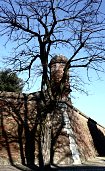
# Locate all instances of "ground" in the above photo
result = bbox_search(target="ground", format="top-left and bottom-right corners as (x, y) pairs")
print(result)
(0, 157), (105, 171)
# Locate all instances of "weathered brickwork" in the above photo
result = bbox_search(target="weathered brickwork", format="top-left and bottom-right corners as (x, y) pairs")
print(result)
(49, 55), (70, 97)
(0, 92), (105, 166)
(0, 55), (105, 166)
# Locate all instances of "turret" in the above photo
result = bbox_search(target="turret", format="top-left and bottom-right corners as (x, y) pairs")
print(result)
(49, 55), (71, 98)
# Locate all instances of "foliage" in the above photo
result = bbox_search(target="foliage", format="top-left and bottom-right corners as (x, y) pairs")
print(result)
(0, 69), (24, 92)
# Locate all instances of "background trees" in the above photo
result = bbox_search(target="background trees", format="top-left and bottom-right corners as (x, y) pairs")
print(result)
(0, 69), (24, 92)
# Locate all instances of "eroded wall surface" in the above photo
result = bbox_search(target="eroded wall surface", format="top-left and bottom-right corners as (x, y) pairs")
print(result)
(0, 92), (105, 166)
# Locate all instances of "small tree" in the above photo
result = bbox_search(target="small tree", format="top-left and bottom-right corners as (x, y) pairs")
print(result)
(0, 69), (24, 92)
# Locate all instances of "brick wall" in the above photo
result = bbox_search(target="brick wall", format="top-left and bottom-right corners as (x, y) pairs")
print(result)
(0, 92), (105, 166)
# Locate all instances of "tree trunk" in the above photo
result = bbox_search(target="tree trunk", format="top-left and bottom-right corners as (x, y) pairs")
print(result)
(18, 124), (25, 165)
(42, 113), (52, 166)
(25, 130), (35, 166)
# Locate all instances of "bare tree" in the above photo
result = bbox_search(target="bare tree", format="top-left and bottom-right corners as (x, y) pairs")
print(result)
(0, 0), (105, 93)
(0, 0), (105, 167)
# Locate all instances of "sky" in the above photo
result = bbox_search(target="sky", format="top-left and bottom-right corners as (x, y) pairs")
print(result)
(71, 74), (105, 127)
(0, 0), (105, 127)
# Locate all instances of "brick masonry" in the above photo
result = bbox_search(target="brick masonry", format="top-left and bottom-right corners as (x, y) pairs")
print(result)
(0, 55), (105, 166)
(0, 92), (105, 166)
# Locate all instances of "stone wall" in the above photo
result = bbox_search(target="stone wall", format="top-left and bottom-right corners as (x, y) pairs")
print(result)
(0, 92), (39, 165)
(49, 55), (70, 97)
(68, 105), (105, 161)
(0, 92), (105, 166)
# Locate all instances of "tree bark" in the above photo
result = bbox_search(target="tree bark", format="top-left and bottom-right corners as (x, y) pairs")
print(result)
(42, 113), (52, 166)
